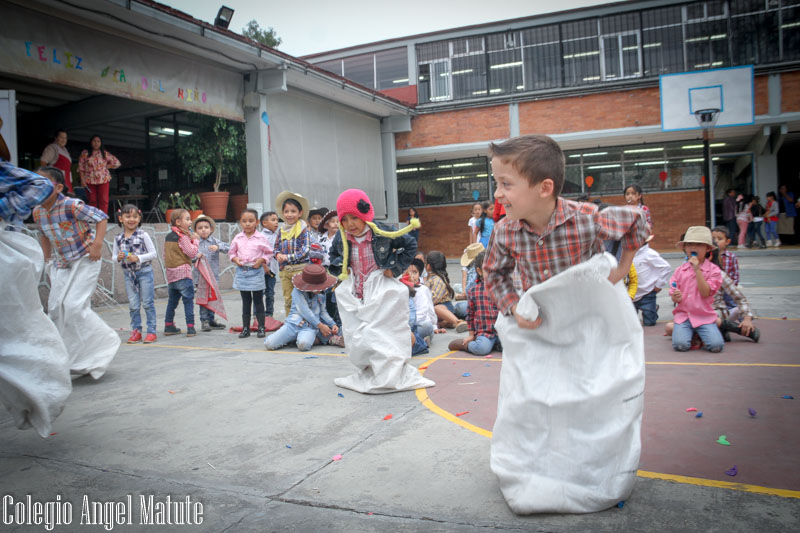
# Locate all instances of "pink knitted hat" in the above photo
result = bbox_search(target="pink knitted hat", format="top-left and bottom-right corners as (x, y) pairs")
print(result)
(336, 189), (374, 222)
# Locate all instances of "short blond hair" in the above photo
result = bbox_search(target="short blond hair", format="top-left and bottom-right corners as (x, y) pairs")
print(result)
(489, 135), (565, 195)
(169, 209), (188, 226)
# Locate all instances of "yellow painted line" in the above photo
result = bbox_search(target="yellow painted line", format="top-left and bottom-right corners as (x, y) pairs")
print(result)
(758, 316), (800, 321)
(416, 351), (800, 499)
(647, 361), (800, 367)
(636, 470), (800, 499)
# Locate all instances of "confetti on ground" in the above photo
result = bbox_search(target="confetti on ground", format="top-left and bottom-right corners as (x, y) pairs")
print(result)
(725, 465), (738, 476)
(783, 395), (794, 399)
(484, 354), (493, 359)
(485, 363), (491, 367)
(168, 390), (176, 394)
(455, 411), (469, 417)
(49, 433), (57, 436)
(617, 501), (625, 508)
(304, 356), (318, 359)
(419, 366), (428, 370)
(686, 407), (698, 412)
(332, 454), (342, 461)
(748, 408), (757, 417)
(782, 316), (787, 320)
(367, 512), (373, 515)
(207, 462), (216, 470)
(458, 382), (477, 385)
(337, 393), (344, 398)
(383, 414), (393, 421)
(462, 372), (471, 377)
(716, 435), (731, 446)
(695, 412), (703, 418)
(286, 445), (292, 449)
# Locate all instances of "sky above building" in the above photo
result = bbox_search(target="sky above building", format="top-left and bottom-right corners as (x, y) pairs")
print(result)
(164, 0), (614, 57)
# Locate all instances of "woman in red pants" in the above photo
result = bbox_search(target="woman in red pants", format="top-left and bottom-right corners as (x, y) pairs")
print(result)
(78, 135), (120, 215)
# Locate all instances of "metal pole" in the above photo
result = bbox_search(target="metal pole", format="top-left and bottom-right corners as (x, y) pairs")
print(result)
(703, 132), (711, 228)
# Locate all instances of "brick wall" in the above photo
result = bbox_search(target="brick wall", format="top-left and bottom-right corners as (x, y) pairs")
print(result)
(402, 190), (704, 259)
(781, 71), (800, 113)
(379, 85), (418, 106)
(395, 105), (509, 150)
(755, 75), (769, 116)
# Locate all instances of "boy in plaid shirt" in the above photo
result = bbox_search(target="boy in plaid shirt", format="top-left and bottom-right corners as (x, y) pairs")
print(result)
(33, 167), (120, 379)
(448, 251), (499, 355)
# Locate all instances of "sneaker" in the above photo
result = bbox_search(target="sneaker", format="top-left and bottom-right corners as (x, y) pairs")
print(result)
(423, 335), (432, 347)
(126, 330), (142, 344)
(722, 330), (731, 342)
(737, 244), (745, 249)
(455, 320), (468, 333)
(238, 329), (250, 338)
(749, 327), (760, 343)
(766, 239), (772, 247)
(256, 327), (266, 339)
(201, 321), (212, 332)
(143, 333), (157, 343)
(164, 324), (181, 336)
(329, 334), (345, 347)
(186, 325), (197, 337)
(774, 239), (781, 247)
(208, 320), (226, 330)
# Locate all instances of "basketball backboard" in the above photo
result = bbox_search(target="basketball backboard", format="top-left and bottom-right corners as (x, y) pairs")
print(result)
(660, 66), (754, 132)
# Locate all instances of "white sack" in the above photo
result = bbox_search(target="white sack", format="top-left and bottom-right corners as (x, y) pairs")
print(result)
(0, 231), (71, 437)
(334, 270), (434, 394)
(48, 256), (120, 380)
(491, 253), (645, 514)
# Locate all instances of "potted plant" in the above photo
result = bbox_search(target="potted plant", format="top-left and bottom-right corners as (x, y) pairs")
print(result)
(177, 114), (246, 220)
(158, 192), (202, 223)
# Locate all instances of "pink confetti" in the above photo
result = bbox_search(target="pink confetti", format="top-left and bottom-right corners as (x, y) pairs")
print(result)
(49, 432), (57, 436)
(484, 354), (493, 358)
(685, 407), (698, 412)
(455, 411), (469, 417)
(332, 454), (342, 461)
(383, 414), (393, 421)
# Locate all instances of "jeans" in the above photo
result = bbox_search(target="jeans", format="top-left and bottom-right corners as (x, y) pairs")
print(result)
(453, 300), (468, 319)
(672, 320), (724, 353)
(747, 221), (766, 247)
(468, 335), (497, 356)
(764, 220), (778, 241)
(264, 321), (327, 351)
(633, 291), (658, 326)
(263, 272), (276, 316)
(725, 218), (738, 245)
(199, 305), (215, 323)
(416, 320), (434, 339)
(124, 266), (156, 334)
(165, 278), (195, 326)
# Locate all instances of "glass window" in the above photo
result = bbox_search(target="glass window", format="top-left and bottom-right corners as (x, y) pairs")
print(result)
(397, 157), (490, 207)
(316, 59), (342, 77)
(488, 48), (523, 95)
(642, 6), (684, 75)
(685, 19), (730, 69)
(561, 20), (601, 86)
(343, 53), (374, 88)
(731, 11), (780, 65)
(452, 54), (487, 100)
(521, 25), (561, 90)
(429, 60), (451, 101)
(376, 47), (409, 90)
(783, 6), (800, 61)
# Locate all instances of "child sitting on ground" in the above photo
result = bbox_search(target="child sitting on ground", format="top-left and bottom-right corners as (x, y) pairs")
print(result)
(454, 243), (484, 318)
(192, 215), (229, 332)
(163, 209), (200, 336)
(631, 235), (671, 326)
(114, 204), (158, 343)
(230, 209), (273, 338)
(264, 263), (343, 351)
(425, 250), (467, 332)
(448, 251), (500, 356)
(406, 258), (439, 339)
(399, 274), (429, 356)
(669, 226), (725, 353)
(711, 225), (740, 310)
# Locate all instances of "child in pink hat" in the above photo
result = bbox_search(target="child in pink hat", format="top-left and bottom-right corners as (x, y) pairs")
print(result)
(328, 189), (433, 394)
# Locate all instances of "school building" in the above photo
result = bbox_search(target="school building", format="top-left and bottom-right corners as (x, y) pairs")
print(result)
(304, 0), (800, 254)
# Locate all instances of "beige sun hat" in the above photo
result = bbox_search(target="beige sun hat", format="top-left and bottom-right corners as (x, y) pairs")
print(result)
(676, 226), (716, 250)
(460, 242), (485, 267)
(192, 214), (215, 233)
(275, 191), (310, 220)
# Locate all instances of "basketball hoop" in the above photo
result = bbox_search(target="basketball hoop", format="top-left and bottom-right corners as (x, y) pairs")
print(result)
(694, 108), (720, 139)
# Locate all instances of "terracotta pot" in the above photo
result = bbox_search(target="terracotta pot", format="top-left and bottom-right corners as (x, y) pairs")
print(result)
(229, 194), (249, 221)
(198, 191), (230, 221)
(165, 209), (175, 225)
(190, 210), (204, 221)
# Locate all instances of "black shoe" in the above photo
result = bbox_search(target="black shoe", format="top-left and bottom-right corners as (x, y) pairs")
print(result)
(238, 329), (250, 338)
(749, 327), (760, 343)
(201, 321), (212, 332)
(208, 320), (226, 330)
(257, 327), (266, 338)
(164, 324), (181, 336)
(186, 326), (197, 337)
(722, 330), (731, 342)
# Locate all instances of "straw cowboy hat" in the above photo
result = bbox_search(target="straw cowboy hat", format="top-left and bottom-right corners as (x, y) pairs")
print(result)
(460, 242), (485, 267)
(676, 226), (716, 250)
(275, 191), (310, 220)
(192, 214), (216, 233)
(292, 264), (337, 292)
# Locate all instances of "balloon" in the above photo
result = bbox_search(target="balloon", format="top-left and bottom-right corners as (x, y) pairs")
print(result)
(659, 171), (667, 182)
(701, 175), (705, 185)
(585, 176), (594, 188)
(472, 190), (480, 201)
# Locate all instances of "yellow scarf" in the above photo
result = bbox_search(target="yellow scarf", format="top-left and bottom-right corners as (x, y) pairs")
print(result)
(281, 219), (306, 241)
(338, 218), (421, 281)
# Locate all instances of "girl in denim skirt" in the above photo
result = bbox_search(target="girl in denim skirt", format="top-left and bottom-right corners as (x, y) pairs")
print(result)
(230, 208), (273, 338)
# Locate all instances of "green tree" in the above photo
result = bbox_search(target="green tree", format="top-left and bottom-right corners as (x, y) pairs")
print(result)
(177, 114), (246, 192)
(242, 20), (282, 48)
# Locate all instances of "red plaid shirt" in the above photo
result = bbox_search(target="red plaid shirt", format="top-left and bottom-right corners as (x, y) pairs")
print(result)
(347, 229), (378, 299)
(467, 278), (498, 339)
(719, 250), (739, 287)
(484, 198), (649, 314)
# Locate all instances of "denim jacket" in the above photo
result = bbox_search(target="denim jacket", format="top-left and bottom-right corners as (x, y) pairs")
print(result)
(286, 287), (336, 328)
(329, 221), (417, 278)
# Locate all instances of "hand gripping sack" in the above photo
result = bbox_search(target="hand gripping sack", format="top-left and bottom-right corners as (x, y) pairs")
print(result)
(0, 231), (71, 437)
(334, 270), (434, 394)
(491, 253), (645, 514)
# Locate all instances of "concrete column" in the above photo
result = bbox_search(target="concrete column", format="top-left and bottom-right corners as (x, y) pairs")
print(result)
(381, 131), (399, 224)
(755, 153), (778, 198)
(244, 93), (270, 215)
(768, 74), (781, 116)
(509, 102), (520, 138)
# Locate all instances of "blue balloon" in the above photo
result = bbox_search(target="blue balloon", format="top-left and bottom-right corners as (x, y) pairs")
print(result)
(261, 111), (269, 125)
(472, 190), (480, 200)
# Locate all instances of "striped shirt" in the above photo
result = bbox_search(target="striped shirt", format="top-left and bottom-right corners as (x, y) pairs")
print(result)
(0, 160), (54, 230)
(484, 198), (649, 314)
(33, 194), (108, 268)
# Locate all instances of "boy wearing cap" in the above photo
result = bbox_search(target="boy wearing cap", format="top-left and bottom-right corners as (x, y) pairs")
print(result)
(329, 189), (433, 393)
(192, 215), (230, 331)
(264, 263), (343, 350)
(669, 226), (725, 352)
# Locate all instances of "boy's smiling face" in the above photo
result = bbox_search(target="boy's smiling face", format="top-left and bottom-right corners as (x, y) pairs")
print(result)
(711, 231), (729, 251)
(491, 157), (553, 227)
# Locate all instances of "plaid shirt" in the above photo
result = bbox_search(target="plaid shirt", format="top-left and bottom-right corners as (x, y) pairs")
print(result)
(719, 250), (739, 286)
(114, 229), (156, 272)
(425, 274), (452, 305)
(467, 278), (499, 339)
(347, 229), (378, 299)
(0, 160), (53, 230)
(714, 270), (751, 319)
(33, 194), (107, 268)
(166, 229), (198, 283)
(484, 198), (649, 314)
(275, 222), (310, 268)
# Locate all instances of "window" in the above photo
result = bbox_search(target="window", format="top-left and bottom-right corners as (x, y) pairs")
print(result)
(783, 5), (800, 61)
(397, 157), (490, 207)
(521, 25), (561, 90)
(561, 20), (601, 86)
(642, 5), (685, 75)
(376, 48), (409, 90)
(342, 53), (375, 88)
(316, 59), (343, 77)
(487, 32), (523, 96)
(730, 1), (780, 65)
